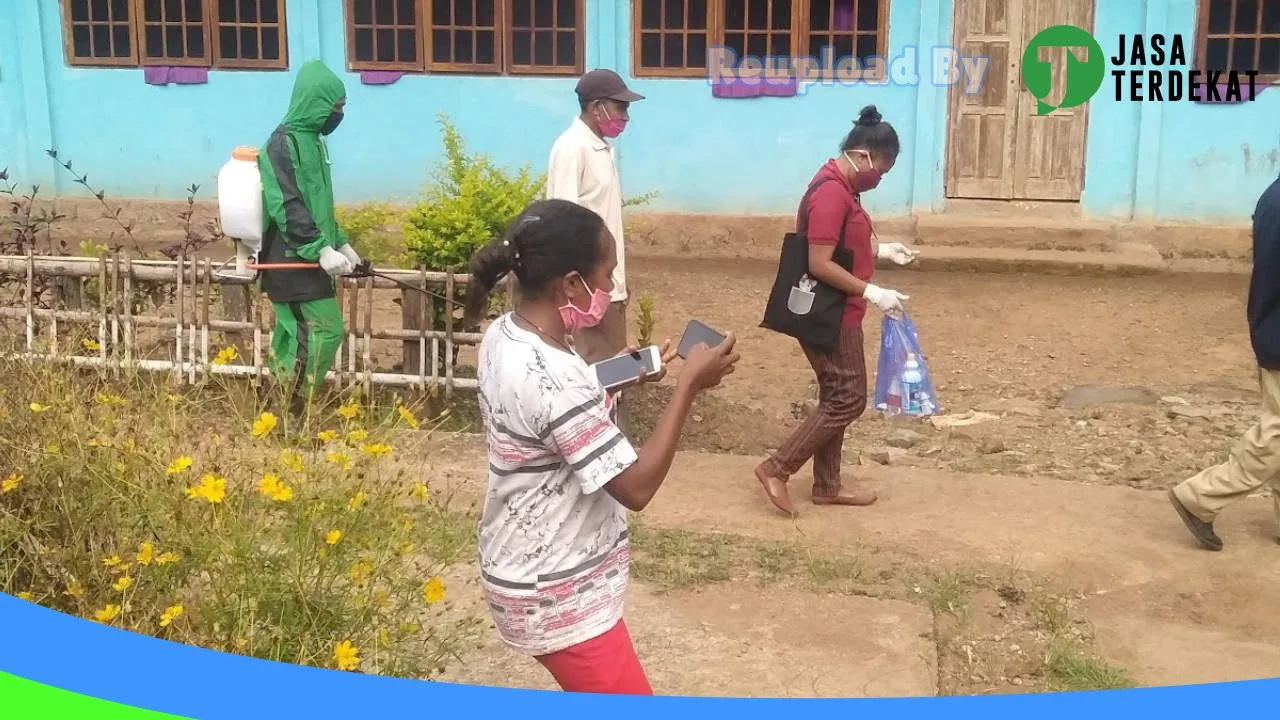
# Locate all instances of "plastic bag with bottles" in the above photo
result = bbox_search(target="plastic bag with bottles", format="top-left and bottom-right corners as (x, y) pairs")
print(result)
(872, 312), (941, 417)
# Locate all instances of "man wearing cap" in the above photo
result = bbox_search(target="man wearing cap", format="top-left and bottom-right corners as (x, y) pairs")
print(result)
(546, 68), (644, 366)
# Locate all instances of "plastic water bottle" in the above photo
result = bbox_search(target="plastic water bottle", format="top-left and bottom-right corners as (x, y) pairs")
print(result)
(900, 353), (923, 415)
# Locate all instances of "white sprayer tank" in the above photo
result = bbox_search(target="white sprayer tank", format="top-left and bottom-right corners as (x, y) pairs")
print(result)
(217, 146), (264, 253)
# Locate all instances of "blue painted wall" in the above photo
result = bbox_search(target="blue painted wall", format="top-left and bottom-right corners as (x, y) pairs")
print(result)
(1085, 0), (1280, 222)
(0, 0), (1276, 223)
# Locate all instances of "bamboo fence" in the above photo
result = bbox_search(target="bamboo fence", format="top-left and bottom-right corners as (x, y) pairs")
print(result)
(0, 253), (478, 397)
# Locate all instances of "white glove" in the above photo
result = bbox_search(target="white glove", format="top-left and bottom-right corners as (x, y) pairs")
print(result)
(862, 283), (909, 316)
(877, 241), (917, 265)
(319, 246), (354, 276)
(337, 243), (362, 268)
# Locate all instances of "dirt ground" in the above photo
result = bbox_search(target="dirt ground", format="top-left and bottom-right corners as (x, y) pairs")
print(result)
(416, 257), (1279, 698)
(12, 213), (1279, 697)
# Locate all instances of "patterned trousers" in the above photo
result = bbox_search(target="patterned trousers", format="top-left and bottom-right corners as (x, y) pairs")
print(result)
(761, 326), (868, 496)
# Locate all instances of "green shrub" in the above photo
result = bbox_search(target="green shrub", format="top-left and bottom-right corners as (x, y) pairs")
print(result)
(336, 203), (409, 267)
(402, 114), (545, 272)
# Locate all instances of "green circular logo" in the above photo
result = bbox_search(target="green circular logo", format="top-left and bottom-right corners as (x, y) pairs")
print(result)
(1021, 25), (1106, 115)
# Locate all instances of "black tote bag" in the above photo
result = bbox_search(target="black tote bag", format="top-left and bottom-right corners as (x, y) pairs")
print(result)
(759, 177), (854, 351)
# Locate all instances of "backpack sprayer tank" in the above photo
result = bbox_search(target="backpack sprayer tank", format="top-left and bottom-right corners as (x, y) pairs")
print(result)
(215, 146), (264, 281)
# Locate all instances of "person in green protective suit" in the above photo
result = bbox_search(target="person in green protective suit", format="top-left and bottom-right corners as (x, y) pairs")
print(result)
(257, 59), (361, 422)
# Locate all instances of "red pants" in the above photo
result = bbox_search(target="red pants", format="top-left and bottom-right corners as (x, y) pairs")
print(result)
(535, 620), (653, 695)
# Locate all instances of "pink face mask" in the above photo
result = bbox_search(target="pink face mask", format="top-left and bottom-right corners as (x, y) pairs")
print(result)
(845, 149), (883, 194)
(598, 106), (627, 138)
(559, 276), (611, 332)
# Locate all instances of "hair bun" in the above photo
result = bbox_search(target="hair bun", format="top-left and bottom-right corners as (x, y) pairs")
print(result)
(855, 105), (882, 127)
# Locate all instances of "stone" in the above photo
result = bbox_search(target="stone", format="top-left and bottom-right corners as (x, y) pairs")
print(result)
(867, 447), (906, 466)
(886, 429), (928, 449)
(791, 399), (817, 419)
(978, 397), (1043, 418)
(979, 436), (1008, 454)
(1059, 385), (1159, 409)
(1168, 405), (1231, 420)
(929, 411), (1000, 429)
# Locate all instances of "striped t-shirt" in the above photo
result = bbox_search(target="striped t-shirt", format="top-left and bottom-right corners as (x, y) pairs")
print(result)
(475, 314), (639, 656)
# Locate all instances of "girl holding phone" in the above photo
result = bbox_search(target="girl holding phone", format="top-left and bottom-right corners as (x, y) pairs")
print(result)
(462, 199), (740, 694)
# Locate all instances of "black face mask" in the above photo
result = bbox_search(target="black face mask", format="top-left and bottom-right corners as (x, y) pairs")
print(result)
(320, 111), (343, 136)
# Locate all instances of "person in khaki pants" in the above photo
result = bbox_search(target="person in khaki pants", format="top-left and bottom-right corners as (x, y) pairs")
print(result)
(1169, 174), (1280, 551)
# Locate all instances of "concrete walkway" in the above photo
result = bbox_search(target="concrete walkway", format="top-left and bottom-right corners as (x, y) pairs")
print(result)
(429, 437), (1280, 691)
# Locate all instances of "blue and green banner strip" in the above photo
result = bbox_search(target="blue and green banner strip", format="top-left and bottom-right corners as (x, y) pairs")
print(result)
(0, 593), (1274, 717)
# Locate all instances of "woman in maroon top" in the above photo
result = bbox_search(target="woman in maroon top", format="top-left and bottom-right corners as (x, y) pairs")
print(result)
(755, 105), (917, 516)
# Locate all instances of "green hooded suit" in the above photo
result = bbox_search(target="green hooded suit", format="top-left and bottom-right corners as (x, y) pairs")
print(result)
(258, 60), (349, 412)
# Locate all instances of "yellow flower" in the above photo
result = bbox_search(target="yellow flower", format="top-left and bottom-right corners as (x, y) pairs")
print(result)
(184, 474), (226, 505)
(94, 604), (121, 623)
(112, 575), (133, 592)
(346, 491), (367, 512)
(333, 640), (360, 671)
(94, 392), (126, 406)
(251, 412), (278, 438)
(159, 604), (184, 628)
(325, 529), (342, 546)
(317, 430), (338, 443)
(112, 462), (127, 475)
(155, 551), (181, 565)
(82, 338), (101, 352)
(345, 428), (369, 444)
(165, 456), (193, 475)
(16, 591), (33, 602)
(396, 405), (419, 429)
(326, 451), (352, 471)
(102, 555), (122, 568)
(29, 403), (49, 413)
(422, 576), (446, 604)
(360, 443), (392, 458)
(347, 557), (373, 587)
(258, 473), (294, 502)
(121, 438), (136, 453)
(212, 346), (238, 366)
(1, 473), (22, 494)
(136, 542), (154, 566)
(279, 450), (304, 473)
(64, 580), (85, 598)
(337, 402), (360, 420)
(409, 482), (429, 501)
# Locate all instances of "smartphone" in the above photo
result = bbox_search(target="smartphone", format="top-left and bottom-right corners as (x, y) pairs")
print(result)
(591, 346), (662, 391)
(677, 320), (726, 359)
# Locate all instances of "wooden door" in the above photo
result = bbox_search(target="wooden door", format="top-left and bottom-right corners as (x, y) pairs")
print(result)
(945, 0), (1093, 201)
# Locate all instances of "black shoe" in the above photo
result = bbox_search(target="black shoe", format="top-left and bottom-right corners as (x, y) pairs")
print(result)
(1168, 489), (1224, 551)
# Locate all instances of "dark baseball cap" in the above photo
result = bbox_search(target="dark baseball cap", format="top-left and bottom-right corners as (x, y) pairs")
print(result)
(575, 69), (644, 103)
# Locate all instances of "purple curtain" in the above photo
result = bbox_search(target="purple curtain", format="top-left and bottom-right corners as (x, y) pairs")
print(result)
(834, 0), (855, 31)
(142, 66), (209, 85)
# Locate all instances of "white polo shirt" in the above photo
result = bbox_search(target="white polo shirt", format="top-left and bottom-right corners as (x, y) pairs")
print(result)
(546, 117), (627, 303)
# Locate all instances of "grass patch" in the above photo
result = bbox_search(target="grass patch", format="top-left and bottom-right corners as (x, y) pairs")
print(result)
(629, 525), (735, 590)
(922, 568), (975, 617)
(1045, 641), (1135, 691)
(629, 524), (880, 599)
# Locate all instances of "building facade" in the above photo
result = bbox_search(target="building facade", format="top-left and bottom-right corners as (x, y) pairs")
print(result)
(1, 0), (1277, 224)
